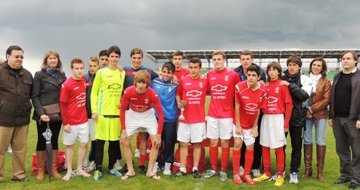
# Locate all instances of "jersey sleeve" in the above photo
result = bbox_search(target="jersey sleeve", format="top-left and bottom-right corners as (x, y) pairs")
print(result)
(152, 92), (164, 134)
(234, 83), (241, 103)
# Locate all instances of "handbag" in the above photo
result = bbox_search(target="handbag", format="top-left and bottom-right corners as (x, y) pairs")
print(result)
(42, 103), (61, 123)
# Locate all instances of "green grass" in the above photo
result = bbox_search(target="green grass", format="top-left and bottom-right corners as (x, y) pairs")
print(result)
(1, 120), (348, 190)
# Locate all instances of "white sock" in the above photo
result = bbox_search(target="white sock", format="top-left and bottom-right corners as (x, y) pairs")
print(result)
(192, 167), (198, 172)
(180, 167), (186, 173)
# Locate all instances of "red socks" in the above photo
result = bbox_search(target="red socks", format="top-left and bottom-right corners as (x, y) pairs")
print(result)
(243, 149), (254, 176)
(262, 146), (271, 176)
(139, 154), (146, 166)
(232, 149), (240, 174)
(275, 147), (285, 176)
(221, 147), (230, 172)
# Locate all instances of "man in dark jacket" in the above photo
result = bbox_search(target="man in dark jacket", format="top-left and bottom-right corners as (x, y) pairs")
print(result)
(0, 45), (33, 182)
(330, 51), (360, 189)
(281, 55), (312, 184)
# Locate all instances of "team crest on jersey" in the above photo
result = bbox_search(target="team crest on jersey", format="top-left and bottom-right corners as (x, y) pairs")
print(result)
(199, 82), (203, 88)
(275, 87), (279, 94)
(225, 75), (229, 82)
(144, 98), (149, 104)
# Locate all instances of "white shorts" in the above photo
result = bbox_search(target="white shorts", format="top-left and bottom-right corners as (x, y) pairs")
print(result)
(260, 114), (286, 148)
(233, 127), (255, 146)
(63, 122), (89, 145)
(206, 116), (233, 140)
(88, 119), (95, 141)
(177, 122), (206, 143)
(125, 109), (158, 136)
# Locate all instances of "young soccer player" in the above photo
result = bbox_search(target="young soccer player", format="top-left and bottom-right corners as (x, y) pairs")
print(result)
(120, 70), (164, 180)
(151, 62), (178, 175)
(232, 65), (266, 185)
(60, 58), (91, 181)
(204, 51), (240, 181)
(253, 62), (293, 186)
(174, 57), (207, 178)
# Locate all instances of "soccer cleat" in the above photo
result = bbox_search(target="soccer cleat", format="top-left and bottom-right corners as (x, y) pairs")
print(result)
(192, 170), (201, 178)
(233, 174), (243, 185)
(203, 169), (217, 179)
(219, 171), (228, 181)
(138, 165), (147, 175)
(93, 170), (102, 181)
(253, 174), (271, 182)
(108, 169), (122, 177)
(274, 176), (285, 186)
(289, 172), (298, 184)
(242, 175), (255, 185)
(251, 169), (261, 177)
(113, 160), (122, 171)
(84, 161), (96, 173)
(163, 163), (172, 175)
(119, 164), (128, 174)
(173, 170), (187, 177)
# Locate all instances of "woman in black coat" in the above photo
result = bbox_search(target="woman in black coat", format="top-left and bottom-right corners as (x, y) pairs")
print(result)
(32, 50), (66, 180)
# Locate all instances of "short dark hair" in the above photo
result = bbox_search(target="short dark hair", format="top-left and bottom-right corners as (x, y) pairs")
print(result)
(247, 65), (260, 76)
(240, 49), (253, 59)
(188, 57), (202, 68)
(130, 48), (143, 57)
(162, 62), (175, 72)
(266, 61), (282, 80)
(99, 49), (108, 57)
(6, 45), (23, 56)
(172, 50), (184, 58)
(286, 55), (302, 67)
(341, 51), (358, 66)
(108, 45), (121, 57)
(70, 58), (84, 69)
(309, 57), (327, 77)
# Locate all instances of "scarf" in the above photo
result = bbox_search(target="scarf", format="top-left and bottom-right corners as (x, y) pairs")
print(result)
(46, 67), (60, 79)
(309, 73), (322, 93)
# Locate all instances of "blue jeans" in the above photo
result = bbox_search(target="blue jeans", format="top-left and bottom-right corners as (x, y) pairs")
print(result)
(304, 118), (327, 145)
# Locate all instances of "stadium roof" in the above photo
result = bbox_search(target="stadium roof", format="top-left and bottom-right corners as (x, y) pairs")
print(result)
(146, 49), (360, 63)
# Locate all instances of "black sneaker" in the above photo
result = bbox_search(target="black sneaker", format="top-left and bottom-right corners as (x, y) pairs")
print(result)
(138, 165), (147, 175)
(173, 170), (187, 177)
(349, 181), (360, 189)
(192, 170), (201, 178)
(119, 163), (128, 174)
(334, 176), (351, 184)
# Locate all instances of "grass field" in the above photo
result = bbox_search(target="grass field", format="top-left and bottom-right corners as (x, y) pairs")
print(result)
(1, 118), (348, 190)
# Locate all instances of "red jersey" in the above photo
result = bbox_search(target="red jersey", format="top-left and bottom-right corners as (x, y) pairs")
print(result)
(120, 86), (164, 134)
(174, 68), (190, 81)
(60, 77), (87, 126)
(207, 68), (240, 118)
(235, 81), (266, 129)
(176, 75), (207, 124)
(262, 79), (293, 128)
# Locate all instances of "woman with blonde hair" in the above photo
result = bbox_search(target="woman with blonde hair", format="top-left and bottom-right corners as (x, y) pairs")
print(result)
(32, 50), (66, 180)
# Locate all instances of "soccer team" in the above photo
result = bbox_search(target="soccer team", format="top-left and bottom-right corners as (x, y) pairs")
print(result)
(1, 45), (360, 189)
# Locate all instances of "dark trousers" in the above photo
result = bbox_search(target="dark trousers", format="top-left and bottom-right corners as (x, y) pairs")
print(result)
(333, 117), (360, 182)
(241, 114), (262, 170)
(285, 125), (304, 173)
(95, 140), (121, 171)
(36, 121), (61, 151)
(157, 121), (177, 166)
(88, 141), (96, 162)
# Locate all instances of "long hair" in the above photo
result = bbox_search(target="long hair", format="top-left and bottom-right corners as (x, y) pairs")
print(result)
(41, 50), (63, 72)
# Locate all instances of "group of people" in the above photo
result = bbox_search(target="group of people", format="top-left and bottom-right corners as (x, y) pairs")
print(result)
(0, 45), (360, 189)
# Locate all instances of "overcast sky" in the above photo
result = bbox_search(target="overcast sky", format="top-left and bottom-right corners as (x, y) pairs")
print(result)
(1, 0), (359, 74)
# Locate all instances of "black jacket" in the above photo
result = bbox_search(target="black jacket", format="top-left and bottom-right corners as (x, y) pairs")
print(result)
(330, 69), (360, 120)
(31, 69), (66, 121)
(282, 70), (312, 127)
(234, 63), (267, 82)
(0, 62), (33, 127)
